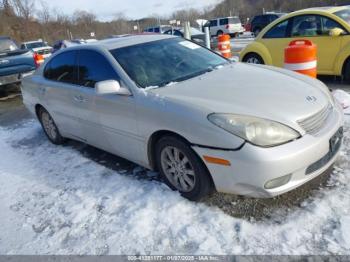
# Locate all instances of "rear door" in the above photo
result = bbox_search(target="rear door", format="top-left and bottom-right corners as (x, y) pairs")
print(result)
(41, 50), (87, 141)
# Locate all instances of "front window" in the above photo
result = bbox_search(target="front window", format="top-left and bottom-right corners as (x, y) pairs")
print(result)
(0, 38), (18, 53)
(77, 50), (119, 88)
(291, 15), (319, 37)
(334, 8), (350, 24)
(110, 38), (229, 88)
(291, 15), (346, 37)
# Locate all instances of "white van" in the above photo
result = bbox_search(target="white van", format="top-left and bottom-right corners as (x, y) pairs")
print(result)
(209, 16), (245, 37)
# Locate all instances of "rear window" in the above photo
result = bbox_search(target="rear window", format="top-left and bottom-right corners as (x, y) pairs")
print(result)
(0, 38), (18, 53)
(26, 42), (45, 49)
(229, 17), (241, 24)
(334, 8), (350, 24)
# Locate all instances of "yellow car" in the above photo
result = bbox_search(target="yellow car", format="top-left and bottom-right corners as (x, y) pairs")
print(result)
(240, 6), (350, 79)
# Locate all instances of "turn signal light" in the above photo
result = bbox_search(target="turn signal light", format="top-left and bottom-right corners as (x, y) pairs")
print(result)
(203, 155), (231, 166)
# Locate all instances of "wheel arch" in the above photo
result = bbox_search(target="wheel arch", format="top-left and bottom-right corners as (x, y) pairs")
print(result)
(240, 42), (272, 65)
(35, 104), (45, 119)
(147, 129), (216, 191)
(147, 130), (191, 171)
(334, 43), (350, 76)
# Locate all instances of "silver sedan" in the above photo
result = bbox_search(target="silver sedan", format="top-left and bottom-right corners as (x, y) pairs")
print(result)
(21, 35), (344, 200)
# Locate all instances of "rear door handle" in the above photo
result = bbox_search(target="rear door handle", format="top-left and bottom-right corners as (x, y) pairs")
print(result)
(73, 95), (87, 103)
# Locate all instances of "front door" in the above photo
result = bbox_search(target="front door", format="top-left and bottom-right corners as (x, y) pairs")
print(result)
(75, 50), (139, 160)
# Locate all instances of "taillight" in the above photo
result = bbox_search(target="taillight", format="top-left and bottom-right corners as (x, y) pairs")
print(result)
(33, 53), (44, 68)
(226, 24), (230, 29)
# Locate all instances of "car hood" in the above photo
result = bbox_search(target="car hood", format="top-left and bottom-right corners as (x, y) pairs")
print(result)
(150, 63), (331, 132)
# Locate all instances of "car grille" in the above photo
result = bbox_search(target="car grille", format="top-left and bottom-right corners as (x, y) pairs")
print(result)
(305, 127), (343, 175)
(297, 103), (333, 135)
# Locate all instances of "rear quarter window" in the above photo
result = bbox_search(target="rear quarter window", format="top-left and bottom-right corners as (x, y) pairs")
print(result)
(263, 19), (290, 38)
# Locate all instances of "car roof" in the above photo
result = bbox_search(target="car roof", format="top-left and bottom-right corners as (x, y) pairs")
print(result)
(87, 34), (175, 50)
(22, 40), (44, 44)
(297, 5), (349, 14)
(255, 5), (350, 40)
(212, 16), (240, 20)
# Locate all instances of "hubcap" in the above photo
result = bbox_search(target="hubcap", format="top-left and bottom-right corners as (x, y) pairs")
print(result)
(160, 146), (196, 192)
(246, 57), (261, 64)
(41, 112), (57, 140)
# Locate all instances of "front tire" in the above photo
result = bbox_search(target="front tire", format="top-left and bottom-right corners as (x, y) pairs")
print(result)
(343, 58), (350, 82)
(243, 53), (264, 64)
(155, 136), (213, 201)
(38, 107), (65, 145)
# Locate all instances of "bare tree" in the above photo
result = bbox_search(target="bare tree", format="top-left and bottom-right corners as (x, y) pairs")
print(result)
(11, 0), (34, 20)
(37, 0), (50, 24)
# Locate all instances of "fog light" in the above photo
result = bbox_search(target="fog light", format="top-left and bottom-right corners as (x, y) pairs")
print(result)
(264, 174), (292, 189)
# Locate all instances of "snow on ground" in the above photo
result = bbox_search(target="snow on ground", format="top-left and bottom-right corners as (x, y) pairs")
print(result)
(0, 117), (350, 255)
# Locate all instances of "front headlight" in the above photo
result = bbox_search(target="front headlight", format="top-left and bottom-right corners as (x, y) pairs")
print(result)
(208, 114), (300, 147)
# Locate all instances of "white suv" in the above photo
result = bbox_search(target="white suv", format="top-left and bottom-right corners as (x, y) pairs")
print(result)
(209, 16), (245, 37)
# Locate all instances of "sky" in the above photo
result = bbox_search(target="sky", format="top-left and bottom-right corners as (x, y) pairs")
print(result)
(42, 0), (222, 21)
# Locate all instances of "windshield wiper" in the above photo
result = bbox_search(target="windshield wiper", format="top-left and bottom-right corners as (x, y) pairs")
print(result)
(158, 67), (214, 88)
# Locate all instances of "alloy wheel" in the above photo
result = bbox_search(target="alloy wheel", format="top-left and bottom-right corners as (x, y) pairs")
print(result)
(41, 111), (58, 141)
(160, 146), (196, 192)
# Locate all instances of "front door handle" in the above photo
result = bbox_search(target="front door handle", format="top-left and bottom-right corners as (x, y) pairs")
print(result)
(73, 95), (87, 103)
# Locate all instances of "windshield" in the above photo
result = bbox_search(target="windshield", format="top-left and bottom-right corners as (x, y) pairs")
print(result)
(0, 39), (18, 53)
(26, 42), (46, 49)
(110, 38), (229, 88)
(334, 8), (350, 24)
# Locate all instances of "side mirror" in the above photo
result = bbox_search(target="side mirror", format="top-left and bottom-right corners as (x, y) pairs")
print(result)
(329, 27), (345, 37)
(95, 80), (131, 96)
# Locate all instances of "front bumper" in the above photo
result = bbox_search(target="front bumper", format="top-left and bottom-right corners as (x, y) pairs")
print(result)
(192, 105), (344, 198)
(0, 71), (35, 87)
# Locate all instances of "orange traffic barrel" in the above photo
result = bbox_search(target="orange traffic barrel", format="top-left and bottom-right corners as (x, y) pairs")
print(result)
(218, 34), (232, 59)
(284, 40), (317, 78)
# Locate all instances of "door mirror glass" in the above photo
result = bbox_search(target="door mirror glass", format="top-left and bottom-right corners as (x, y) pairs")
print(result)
(329, 27), (345, 37)
(95, 80), (131, 96)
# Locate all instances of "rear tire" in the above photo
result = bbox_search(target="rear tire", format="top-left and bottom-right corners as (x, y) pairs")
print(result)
(243, 53), (264, 65)
(38, 107), (65, 145)
(155, 136), (214, 201)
